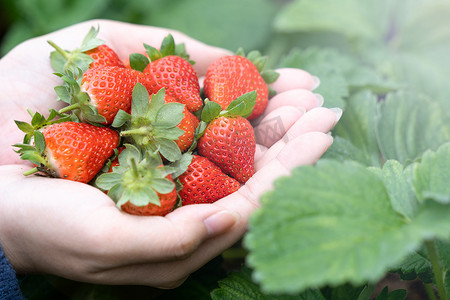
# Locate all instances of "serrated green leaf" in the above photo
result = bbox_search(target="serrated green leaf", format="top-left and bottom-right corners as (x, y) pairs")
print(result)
(260, 69), (280, 84)
(147, 88), (166, 117)
(54, 85), (71, 103)
(49, 51), (66, 73)
(412, 142), (450, 204)
(79, 26), (104, 52)
(373, 287), (407, 300)
(129, 53), (149, 72)
(211, 266), (326, 300)
(155, 102), (185, 128)
(370, 160), (418, 221)
(376, 91), (450, 165)
(244, 159), (450, 294)
(201, 101), (222, 123)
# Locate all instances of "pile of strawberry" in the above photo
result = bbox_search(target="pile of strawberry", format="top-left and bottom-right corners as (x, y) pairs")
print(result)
(13, 27), (279, 216)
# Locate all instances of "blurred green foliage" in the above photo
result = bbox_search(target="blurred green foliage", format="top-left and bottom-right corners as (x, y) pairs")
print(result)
(0, 0), (282, 56)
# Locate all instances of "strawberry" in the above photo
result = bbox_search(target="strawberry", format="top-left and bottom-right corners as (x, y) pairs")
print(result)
(111, 84), (186, 162)
(85, 44), (125, 69)
(196, 92), (257, 183)
(203, 49), (279, 120)
(128, 34), (203, 112)
(48, 26), (123, 74)
(178, 155), (240, 205)
(56, 66), (144, 125)
(165, 94), (199, 152)
(96, 144), (178, 216)
(14, 119), (119, 183)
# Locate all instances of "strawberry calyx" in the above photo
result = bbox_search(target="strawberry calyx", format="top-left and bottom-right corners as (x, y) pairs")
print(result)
(235, 48), (280, 97)
(48, 26), (105, 74)
(190, 91), (257, 149)
(111, 83), (185, 162)
(54, 69), (108, 125)
(95, 144), (176, 209)
(13, 109), (72, 176)
(128, 34), (194, 72)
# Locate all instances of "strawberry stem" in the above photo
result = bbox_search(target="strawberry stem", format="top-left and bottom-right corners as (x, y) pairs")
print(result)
(130, 157), (139, 178)
(58, 103), (80, 114)
(23, 167), (39, 176)
(120, 127), (150, 137)
(47, 40), (71, 60)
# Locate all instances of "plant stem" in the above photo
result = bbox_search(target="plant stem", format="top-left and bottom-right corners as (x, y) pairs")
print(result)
(23, 167), (39, 176)
(425, 240), (448, 300)
(121, 127), (149, 136)
(58, 103), (80, 114)
(424, 283), (437, 300)
(47, 40), (70, 60)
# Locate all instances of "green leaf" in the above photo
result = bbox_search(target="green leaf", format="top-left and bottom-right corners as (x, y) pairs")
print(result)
(79, 26), (104, 52)
(155, 102), (185, 128)
(332, 90), (381, 167)
(157, 139), (182, 162)
(244, 159), (450, 294)
(14, 121), (35, 134)
(33, 131), (46, 154)
(370, 160), (418, 221)
(111, 109), (132, 128)
(151, 178), (175, 194)
(211, 266), (325, 300)
(201, 100), (222, 123)
(147, 88), (166, 117)
(131, 83), (150, 117)
(129, 53), (149, 72)
(170, 152), (194, 179)
(159, 34), (175, 57)
(96, 172), (123, 191)
(144, 43), (162, 62)
(376, 91), (450, 165)
(373, 287), (407, 300)
(223, 91), (257, 118)
(412, 142), (450, 204)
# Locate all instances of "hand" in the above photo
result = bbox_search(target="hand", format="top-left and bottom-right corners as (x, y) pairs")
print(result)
(0, 19), (339, 288)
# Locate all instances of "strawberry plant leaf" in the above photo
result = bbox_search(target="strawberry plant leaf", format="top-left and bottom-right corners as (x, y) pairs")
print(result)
(33, 131), (46, 155)
(159, 34), (175, 57)
(14, 121), (35, 134)
(210, 266), (326, 300)
(412, 142), (450, 204)
(144, 43), (162, 62)
(376, 91), (450, 165)
(244, 159), (450, 294)
(151, 178), (175, 194)
(158, 139), (182, 162)
(373, 287), (407, 300)
(170, 152), (194, 179)
(129, 53), (149, 72)
(111, 109), (132, 128)
(328, 90), (381, 167)
(369, 160), (418, 221)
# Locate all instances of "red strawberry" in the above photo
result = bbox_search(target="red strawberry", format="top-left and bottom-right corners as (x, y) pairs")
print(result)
(178, 155), (240, 205)
(198, 115), (255, 183)
(85, 44), (125, 69)
(48, 26), (124, 73)
(165, 94), (199, 152)
(142, 55), (202, 112)
(127, 34), (203, 112)
(203, 50), (279, 120)
(96, 144), (178, 216)
(57, 66), (144, 125)
(15, 121), (119, 183)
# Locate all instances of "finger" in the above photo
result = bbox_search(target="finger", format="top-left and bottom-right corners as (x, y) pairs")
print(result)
(264, 89), (324, 118)
(270, 68), (320, 93)
(255, 107), (339, 170)
(253, 105), (305, 148)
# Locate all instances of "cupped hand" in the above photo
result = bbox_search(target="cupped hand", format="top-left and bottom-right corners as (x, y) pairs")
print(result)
(0, 19), (339, 288)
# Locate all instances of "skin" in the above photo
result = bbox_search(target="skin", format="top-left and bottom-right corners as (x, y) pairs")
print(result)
(0, 19), (340, 289)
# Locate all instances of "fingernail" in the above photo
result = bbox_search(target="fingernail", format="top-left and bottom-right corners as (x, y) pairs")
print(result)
(312, 76), (320, 90)
(204, 210), (240, 237)
(314, 93), (324, 107)
(329, 107), (343, 123)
